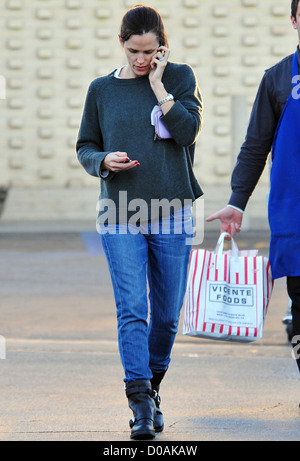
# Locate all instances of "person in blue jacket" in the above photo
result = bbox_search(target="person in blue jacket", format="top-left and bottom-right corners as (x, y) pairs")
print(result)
(207, 0), (300, 382)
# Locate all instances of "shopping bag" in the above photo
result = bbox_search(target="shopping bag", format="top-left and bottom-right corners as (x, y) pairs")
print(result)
(183, 232), (273, 342)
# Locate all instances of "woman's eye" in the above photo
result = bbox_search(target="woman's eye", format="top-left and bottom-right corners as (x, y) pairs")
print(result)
(128, 50), (155, 55)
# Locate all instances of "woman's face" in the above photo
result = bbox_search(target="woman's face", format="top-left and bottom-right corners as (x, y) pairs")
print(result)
(119, 32), (160, 78)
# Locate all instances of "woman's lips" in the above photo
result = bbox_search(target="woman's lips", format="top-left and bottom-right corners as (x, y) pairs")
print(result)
(136, 66), (148, 71)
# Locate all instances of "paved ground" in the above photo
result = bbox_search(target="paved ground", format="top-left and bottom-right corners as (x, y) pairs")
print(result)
(0, 223), (299, 443)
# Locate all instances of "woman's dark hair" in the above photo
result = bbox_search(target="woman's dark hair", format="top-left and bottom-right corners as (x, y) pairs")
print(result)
(120, 4), (169, 47)
(291, 0), (300, 18)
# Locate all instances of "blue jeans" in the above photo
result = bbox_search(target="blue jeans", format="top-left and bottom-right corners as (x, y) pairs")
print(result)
(100, 208), (193, 383)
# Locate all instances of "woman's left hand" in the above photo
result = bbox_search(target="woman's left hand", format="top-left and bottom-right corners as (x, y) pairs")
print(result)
(149, 46), (170, 86)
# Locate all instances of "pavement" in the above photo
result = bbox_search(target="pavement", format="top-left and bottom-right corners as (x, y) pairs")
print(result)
(0, 221), (299, 443)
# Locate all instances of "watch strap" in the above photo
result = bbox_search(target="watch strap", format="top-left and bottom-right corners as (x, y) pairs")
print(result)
(157, 93), (174, 106)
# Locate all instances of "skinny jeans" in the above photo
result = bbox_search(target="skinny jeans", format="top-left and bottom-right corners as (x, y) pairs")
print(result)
(100, 208), (193, 383)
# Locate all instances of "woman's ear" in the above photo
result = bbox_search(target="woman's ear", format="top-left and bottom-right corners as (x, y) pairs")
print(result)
(118, 34), (125, 48)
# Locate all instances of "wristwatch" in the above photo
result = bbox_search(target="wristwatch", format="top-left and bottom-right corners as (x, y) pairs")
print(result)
(158, 93), (174, 106)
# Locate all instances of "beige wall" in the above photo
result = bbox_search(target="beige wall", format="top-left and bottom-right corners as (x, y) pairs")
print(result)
(0, 0), (297, 225)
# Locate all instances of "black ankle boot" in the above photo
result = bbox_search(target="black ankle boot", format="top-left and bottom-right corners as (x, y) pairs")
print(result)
(125, 379), (156, 440)
(151, 370), (167, 433)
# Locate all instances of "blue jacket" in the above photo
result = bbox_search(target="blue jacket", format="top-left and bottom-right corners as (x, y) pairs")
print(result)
(229, 48), (300, 211)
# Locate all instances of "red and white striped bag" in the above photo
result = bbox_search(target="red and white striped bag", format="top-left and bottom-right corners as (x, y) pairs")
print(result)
(183, 233), (273, 342)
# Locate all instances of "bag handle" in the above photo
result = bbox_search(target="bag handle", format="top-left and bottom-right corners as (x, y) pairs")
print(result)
(215, 232), (239, 260)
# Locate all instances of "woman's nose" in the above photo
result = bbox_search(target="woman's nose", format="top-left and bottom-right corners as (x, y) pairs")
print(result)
(136, 53), (145, 63)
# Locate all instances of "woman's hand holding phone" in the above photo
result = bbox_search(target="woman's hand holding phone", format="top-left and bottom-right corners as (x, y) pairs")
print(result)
(149, 45), (170, 85)
(149, 46), (174, 117)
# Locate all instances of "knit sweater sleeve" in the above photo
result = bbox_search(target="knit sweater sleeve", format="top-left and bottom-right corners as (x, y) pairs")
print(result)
(160, 64), (203, 147)
(76, 79), (113, 179)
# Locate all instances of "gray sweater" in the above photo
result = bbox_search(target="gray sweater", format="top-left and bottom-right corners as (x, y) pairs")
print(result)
(76, 62), (203, 223)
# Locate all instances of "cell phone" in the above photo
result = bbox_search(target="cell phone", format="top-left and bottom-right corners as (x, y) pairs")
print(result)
(153, 50), (163, 68)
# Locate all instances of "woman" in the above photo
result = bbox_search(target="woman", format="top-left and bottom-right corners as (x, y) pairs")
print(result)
(76, 5), (203, 440)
